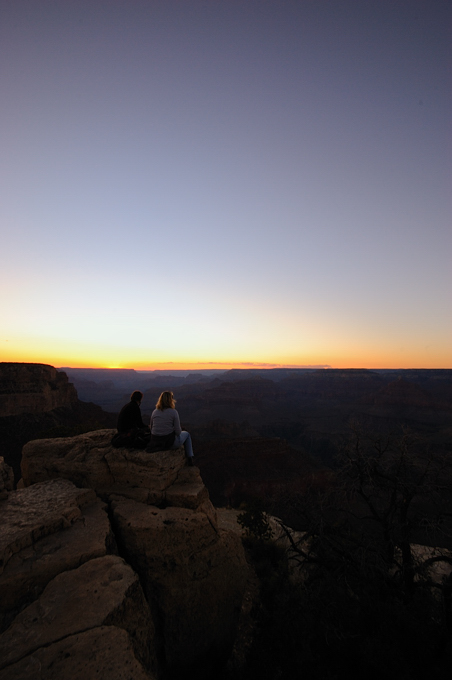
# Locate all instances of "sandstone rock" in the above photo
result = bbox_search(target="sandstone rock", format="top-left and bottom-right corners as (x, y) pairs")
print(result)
(0, 555), (156, 674)
(21, 430), (210, 510)
(21, 430), (117, 490)
(0, 458), (14, 500)
(111, 499), (249, 674)
(216, 507), (244, 535)
(4, 429), (251, 678)
(0, 479), (96, 572)
(165, 465), (210, 509)
(0, 363), (77, 417)
(102, 446), (187, 504)
(22, 430), (183, 493)
(0, 479), (114, 630)
(0, 626), (154, 680)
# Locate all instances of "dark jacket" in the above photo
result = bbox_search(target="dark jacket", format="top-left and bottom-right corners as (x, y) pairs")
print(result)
(117, 400), (145, 433)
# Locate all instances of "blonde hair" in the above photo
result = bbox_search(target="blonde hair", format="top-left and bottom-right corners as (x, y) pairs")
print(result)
(156, 391), (176, 410)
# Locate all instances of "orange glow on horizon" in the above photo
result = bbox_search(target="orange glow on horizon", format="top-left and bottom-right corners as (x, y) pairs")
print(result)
(1, 336), (451, 371)
(1, 355), (450, 372)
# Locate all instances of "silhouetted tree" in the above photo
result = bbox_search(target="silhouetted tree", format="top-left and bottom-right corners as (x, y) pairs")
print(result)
(240, 426), (452, 680)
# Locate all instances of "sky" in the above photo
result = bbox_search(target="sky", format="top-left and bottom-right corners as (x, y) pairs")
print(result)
(0, 0), (450, 370)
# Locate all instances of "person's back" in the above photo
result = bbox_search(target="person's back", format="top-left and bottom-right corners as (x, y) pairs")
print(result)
(150, 407), (181, 436)
(112, 390), (150, 449)
(117, 399), (144, 433)
(148, 391), (194, 464)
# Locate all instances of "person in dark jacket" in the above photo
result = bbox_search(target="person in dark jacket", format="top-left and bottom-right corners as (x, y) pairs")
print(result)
(112, 390), (150, 448)
(117, 390), (145, 433)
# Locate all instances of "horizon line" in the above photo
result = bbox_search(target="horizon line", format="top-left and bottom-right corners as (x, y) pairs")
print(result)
(55, 364), (451, 371)
(2, 361), (451, 371)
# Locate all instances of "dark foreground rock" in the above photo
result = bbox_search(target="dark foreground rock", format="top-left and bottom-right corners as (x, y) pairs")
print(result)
(112, 500), (247, 674)
(0, 555), (156, 674)
(0, 626), (154, 680)
(0, 458), (13, 500)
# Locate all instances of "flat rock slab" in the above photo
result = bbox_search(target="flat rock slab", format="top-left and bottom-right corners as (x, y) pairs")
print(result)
(0, 625), (154, 680)
(0, 555), (155, 672)
(21, 430), (188, 504)
(0, 479), (97, 574)
(0, 480), (113, 630)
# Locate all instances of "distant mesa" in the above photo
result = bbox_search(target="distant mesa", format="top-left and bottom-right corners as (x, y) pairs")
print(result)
(365, 378), (433, 408)
(0, 363), (116, 481)
(0, 362), (77, 417)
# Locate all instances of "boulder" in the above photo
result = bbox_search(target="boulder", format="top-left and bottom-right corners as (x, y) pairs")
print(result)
(0, 458), (14, 500)
(0, 555), (156, 674)
(0, 626), (154, 680)
(20, 430), (118, 490)
(102, 446), (187, 505)
(0, 479), (114, 630)
(21, 430), (192, 505)
(111, 499), (249, 674)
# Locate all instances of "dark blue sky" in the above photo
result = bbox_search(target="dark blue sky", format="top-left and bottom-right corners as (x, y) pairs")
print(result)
(1, 0), (450, 368)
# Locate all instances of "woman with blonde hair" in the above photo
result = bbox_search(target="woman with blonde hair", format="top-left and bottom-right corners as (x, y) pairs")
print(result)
(148, 390), (194, 464)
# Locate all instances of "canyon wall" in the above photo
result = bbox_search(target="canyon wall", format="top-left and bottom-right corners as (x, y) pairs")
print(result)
(0, 363), (78, 417)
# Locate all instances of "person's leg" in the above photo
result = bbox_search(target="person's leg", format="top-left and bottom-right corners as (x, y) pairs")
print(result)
(171, 431), (194, 458)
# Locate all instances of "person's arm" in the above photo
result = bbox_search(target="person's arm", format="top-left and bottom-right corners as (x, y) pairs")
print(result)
(173, 410), (182, 436)
(134, 402), (145, 428)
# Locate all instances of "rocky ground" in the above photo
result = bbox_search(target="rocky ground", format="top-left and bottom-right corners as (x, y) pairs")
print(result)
(0, 432), (253, 680)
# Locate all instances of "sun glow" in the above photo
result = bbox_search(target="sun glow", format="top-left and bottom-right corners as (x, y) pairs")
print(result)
(0, 2), (450, 377)
(1, 337), (450, 370)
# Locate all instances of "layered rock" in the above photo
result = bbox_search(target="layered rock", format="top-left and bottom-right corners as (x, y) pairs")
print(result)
(0, 430), (250, 679)
(21, 429), (213, 511)
(0, 478), (114, 631)
(0, 363), (77, 417)
(0, 458), (14, 500)
(0, 555), (156, 676)
(112, 499), (247, 674)
(365, 378), (433, 408)
(0, 626), (154, 680)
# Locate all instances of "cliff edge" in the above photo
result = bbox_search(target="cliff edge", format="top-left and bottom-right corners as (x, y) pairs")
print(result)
(0, 432), (251, 680)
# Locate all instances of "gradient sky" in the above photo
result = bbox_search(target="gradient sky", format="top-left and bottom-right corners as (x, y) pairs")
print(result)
(1, 0), (450, 370)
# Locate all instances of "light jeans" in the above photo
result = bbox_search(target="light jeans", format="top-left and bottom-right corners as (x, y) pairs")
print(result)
(171, 431), (194, 458)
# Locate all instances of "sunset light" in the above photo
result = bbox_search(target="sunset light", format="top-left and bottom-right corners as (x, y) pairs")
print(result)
(0, 1), (450, 371)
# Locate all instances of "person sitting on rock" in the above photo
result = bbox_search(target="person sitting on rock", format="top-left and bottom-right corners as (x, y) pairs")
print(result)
(112, 390), (150, 448)
(148, 390), (195, 465)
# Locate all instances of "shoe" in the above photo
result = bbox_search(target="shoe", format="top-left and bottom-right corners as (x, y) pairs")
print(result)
(187, 457), (195, 466)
